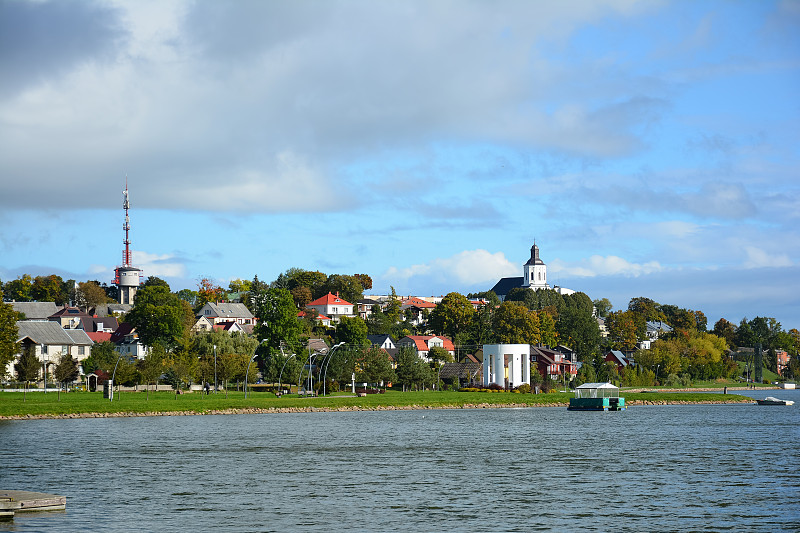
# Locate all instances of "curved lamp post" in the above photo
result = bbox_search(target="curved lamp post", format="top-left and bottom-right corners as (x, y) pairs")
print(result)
(109, 352), (126, 402)
(320, 342), (345, 396)
(244, 339), (268, 400)
(213, 344), (217, 393)
(297, 350), (319, 396)
(277, 351), (297, 395)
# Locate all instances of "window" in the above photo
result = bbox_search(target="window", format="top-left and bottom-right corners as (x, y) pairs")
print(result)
(78, 346), (85, 356)
(42, 345), (48, 354)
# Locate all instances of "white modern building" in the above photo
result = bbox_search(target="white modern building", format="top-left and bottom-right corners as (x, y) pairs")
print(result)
(483, 343), (531, 389)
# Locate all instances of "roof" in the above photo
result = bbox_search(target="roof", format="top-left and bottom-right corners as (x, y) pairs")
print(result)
(367, 334), (394, 345)
(576, 382), (619, 390)
(64, 329), (93, 345)
(110, 322), (136, 343)
(524, 244), (545, 266)
(605, 350), (629, 366)
(86, 332), (112, 343)
(647, 321), (673, 333)
(10, 302), (59, 320)
(490, 277), (524, 297)
(401, 297), (437, 309)
(439, 362), (483, 379)
(79, 316), (119, 332)
(202, 302), (254, 319)
(298, 311), (332, 321)
(49, 306), (91, 319)
(398, 335), (455, 352)
(307, 292), (353, 307)
(16, 321), (83, 346)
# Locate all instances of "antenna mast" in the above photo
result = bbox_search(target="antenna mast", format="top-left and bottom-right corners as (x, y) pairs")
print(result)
(122, 178), (132, 267)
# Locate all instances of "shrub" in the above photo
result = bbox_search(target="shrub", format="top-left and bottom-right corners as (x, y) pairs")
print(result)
(516, 384), (531, 394)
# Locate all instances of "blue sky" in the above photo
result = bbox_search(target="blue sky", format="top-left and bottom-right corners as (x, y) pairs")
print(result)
(1, 0), (798, 329)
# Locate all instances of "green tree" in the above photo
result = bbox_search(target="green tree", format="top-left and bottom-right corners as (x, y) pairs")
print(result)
(428, 345), (454, 366)
(0, 302), (20, 380)
(355, 345), (396, 386)
(467, 290), (501, 307)
(30, 274), (67, 304)
(336, 316), (369, 346)
(15, 345), (40, 401)
(428, 292), (475, 341)
(82, 340), (117, 374)
(605, 310), (640, 352)
(713, 318), (736, 348)
(394, 346), (434, 391)
(4, 275), (33, 301)
(320, 274), (364, 304)
(492, 302), (540, 344)
(138, 343), (167, 400)
(126, 285), (187, 349)
(252, 287), (303, 355)
(53, 352), (79, 399)
(142, 276), (171, 290)
(74, 280), (112, 310)
(592, 298), (613, 318)
(557, 306), (601, 361)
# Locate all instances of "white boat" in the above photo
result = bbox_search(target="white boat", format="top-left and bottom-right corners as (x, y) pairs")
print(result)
(756, 396), (795, 406)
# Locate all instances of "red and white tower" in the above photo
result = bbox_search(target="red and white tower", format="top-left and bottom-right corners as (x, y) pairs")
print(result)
(113, 180), (143, 304)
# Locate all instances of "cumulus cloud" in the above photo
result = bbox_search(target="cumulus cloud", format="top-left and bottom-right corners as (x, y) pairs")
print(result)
(743, 246), (793, 269)
(549, 255), (663, 277)
(133, 251), (187, 278)
(383, 249), (518, 287)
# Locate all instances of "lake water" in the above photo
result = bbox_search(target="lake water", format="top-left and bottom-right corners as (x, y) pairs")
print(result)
(1, 389), (799, 532)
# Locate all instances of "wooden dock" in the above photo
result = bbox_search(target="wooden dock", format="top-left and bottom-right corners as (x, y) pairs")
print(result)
(0, 491), (66, 519)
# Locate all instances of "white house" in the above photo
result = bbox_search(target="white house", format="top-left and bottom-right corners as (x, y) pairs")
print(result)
(10, 321), (94, 381)
(396, 335), (455, 362)
(305, 292), (354, 323)
(483, 343), (531, 389)
(197, 302), (255, 325)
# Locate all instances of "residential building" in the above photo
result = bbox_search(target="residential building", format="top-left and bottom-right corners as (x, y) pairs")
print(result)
(397, 335), (455, 361)
(531, 345), (577, 381)
(197, 302), (255, 325)
(305, 292), (354, 323)
(48, 307), (92, 329)
(10, 301), (59, 321)
(400, 297), (437, 325)
(110, 323), (150, 360)
(604, 350), (632, 373)
(10, 321), (94, 380)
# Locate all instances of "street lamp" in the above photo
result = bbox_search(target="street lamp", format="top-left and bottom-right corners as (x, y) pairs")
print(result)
(244, 339), (268, 400)
(41, 343), (47, 394)
(321, 342), (346, 396)
(109, 352), (126, 402)
(278, 351), (297, 395)
(213, 344), (217, 393)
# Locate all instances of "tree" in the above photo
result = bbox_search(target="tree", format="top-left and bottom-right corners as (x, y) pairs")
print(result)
(291, 286), (313, 309)
(713, 318), (736, 348)
(605, 310), (640, 352)
(336, 316), (369, 347)
(53, 352), (79, 400)
(394, 346), (433, 391)
(126, 285), (187, 349)
(4, 275), (33, 301)
(539, 310), (558, 347)
(353, 274), (373, 291)
(628, 297), (663, 322)
(253, 287), (303, 354)
(0, 302), (20, 380)
(320, 274), (364, 304)
(355, 345), (396, 386)
(142, 276), (170, 290)
(228, 278), (251, 294)
(428, 292), (474, 341)
(138, 343), (167, 400)
(30, 274), (67, 304)
(592, 298), (613, 318)
(82, 340), (118, 374)
(467, 290), (501, 307)
(196, 277), (226, 309)
(74, 281), (112, 311)
(557, 306), (601, 361)
(492, 302), (540, 344)
(175, 288), (198, 307)
(15, 345), (40, 401)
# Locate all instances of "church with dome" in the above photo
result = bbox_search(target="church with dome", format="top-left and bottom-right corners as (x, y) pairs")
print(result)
(490, 243), (575, 300)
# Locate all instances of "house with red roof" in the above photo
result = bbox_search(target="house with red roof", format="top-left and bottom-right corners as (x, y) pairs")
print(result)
(397, 335), (455, 362)
(298, 310), (332, 328)
(531, 345), (577, 381)
(401, 297), (437, 325)
(305, 292), (354, 323)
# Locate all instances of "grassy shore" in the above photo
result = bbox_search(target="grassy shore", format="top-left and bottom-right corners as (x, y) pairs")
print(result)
(0, 388), (756, 419)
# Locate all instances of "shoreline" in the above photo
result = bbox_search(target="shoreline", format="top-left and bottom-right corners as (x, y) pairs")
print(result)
(0, 397), (756, 420)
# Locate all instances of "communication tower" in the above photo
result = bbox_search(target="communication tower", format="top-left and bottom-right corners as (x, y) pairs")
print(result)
(113, 180), (143, 304)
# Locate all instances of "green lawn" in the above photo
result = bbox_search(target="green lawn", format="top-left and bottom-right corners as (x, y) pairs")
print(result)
(0, 388), (753, 418)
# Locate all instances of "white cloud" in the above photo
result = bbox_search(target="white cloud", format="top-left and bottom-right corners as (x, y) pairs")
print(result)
(133, 250), (187, 278)
(550, 255), (663, 277)
(743, 246), (793, 269)
(384, 249), (518, 286)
